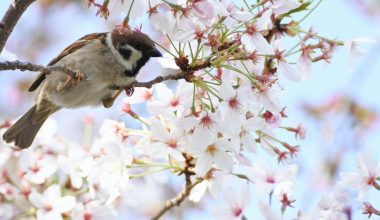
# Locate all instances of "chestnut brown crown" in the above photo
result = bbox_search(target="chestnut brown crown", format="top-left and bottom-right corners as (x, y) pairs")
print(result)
(111, 29), (162, 58)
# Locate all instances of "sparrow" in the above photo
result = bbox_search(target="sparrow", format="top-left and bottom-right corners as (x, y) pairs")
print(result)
(2, 28), (162, 149)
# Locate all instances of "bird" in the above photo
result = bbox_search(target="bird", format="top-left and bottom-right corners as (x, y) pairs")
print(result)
(2, 28), (162, 149)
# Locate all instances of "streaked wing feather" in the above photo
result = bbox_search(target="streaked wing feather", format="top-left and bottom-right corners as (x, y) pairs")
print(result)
(28, 32), (108, 92)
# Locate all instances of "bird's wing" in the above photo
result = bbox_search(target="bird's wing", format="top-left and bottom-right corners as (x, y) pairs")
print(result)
(28, 32), (108, 92)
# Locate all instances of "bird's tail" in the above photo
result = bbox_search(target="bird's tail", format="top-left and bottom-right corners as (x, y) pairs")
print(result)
(2, 105), (54, 149)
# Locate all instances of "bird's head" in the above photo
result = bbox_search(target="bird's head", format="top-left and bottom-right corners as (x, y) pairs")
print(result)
(107, 29), (162, 76)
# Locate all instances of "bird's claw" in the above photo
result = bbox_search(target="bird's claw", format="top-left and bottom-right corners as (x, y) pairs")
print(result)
(103, 84), (134, 108)
(56, 71), (84, 93)
(74, 71), (84, 84)
(125, 86), (134, 97)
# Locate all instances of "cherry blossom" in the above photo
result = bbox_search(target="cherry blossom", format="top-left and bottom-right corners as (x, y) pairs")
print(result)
(362, 202), (380, 219)
(274, 181), (296, 213)
(58, 147), (94, 189)
(71, 200), (116, 220)
(109, 0), (148, 20)
(259, 201), (282, 220)
(344, 37), (376, 71)
(318, 186), (350, 220)
(0, 204), (16, 219)
(98, 119), (128, 142)
(339, 151), (380, 201)
(188, 111), (222, 139)
(123, 88), (153, 105)
(149, 7), (176, 34)
(241, 10), (274, 54)
(189, 132), (234, 176)
(189, 171), (224, 202)
(297, 54), (312, 80)
(213, 186), (250, 220)
(18, 151), (57, 185)
(148, 80), (193, 115)
(92, 138), (133, 203)
(191, 0), (216, 25)
(218, 82), (246, 119)
(238, 116), (266, 153)
(273, 41), (304, 82)
(148, 117), (187, 162)
(28, 184), (76, 220)
(240, 161), (298, 194)
(214, 0), (253, 22)
(253, 85), (283, 114)
(270, 0), (301, 15)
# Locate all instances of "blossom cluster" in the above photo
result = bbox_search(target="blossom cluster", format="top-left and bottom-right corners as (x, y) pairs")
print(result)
(0, 0), (376, 219)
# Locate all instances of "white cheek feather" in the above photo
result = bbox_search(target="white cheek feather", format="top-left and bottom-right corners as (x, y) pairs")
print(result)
(106, 33), (142, 71)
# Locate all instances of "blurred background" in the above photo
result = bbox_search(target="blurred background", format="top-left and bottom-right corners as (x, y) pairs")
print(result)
(0, 0), (380, 219)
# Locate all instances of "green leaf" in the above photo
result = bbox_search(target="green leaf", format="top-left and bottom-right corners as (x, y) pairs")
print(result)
(282, 1), (312, 17)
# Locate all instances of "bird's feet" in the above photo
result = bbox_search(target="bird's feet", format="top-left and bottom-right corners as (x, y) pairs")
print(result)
(103, 83), (135, 108)
(108, 83), (135, 97)
(56, 70), (84, 93)
(102, 89), (123, 108)
(125, 86), (134, 97)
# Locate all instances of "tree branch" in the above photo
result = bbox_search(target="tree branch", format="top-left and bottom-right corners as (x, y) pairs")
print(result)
(0, 0), (36, 52)
(108, 70), (194, 91)
(110, 57), (212, 90)
(151, 154), (198, 220)
(0, 60), (79, 79)
(0, 60), (193, 91)
(151, 178), (202, 220)
(134, 71), (192, 88)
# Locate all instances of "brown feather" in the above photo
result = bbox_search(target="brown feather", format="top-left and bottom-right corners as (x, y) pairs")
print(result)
(2, 103), (59, 149)
(28, 73), (46, 92)
(28, 32), (108, 92)
(110, 29), (154, 49)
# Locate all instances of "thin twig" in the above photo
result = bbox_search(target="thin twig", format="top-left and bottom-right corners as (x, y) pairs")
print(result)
(0, 0), (36, 52)
(106, 71), (191, 91)
(110, 58), (213, 90)
(135, 71), (192, 88)
(0, 60), (197, 92)
(0, 60), (79, 79)
(151, 154), (198, 220)
(151, 178), (202, 220)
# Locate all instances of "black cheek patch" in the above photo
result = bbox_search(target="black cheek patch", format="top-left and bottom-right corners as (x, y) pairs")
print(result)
(134, 56), (150, 74)
(118, 47), (132, 60)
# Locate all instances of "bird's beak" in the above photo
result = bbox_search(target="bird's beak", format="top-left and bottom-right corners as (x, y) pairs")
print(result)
(149, 48), (162, 57)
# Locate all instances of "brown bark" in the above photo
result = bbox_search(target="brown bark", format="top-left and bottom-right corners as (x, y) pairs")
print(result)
(0, 0), (36, 52)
